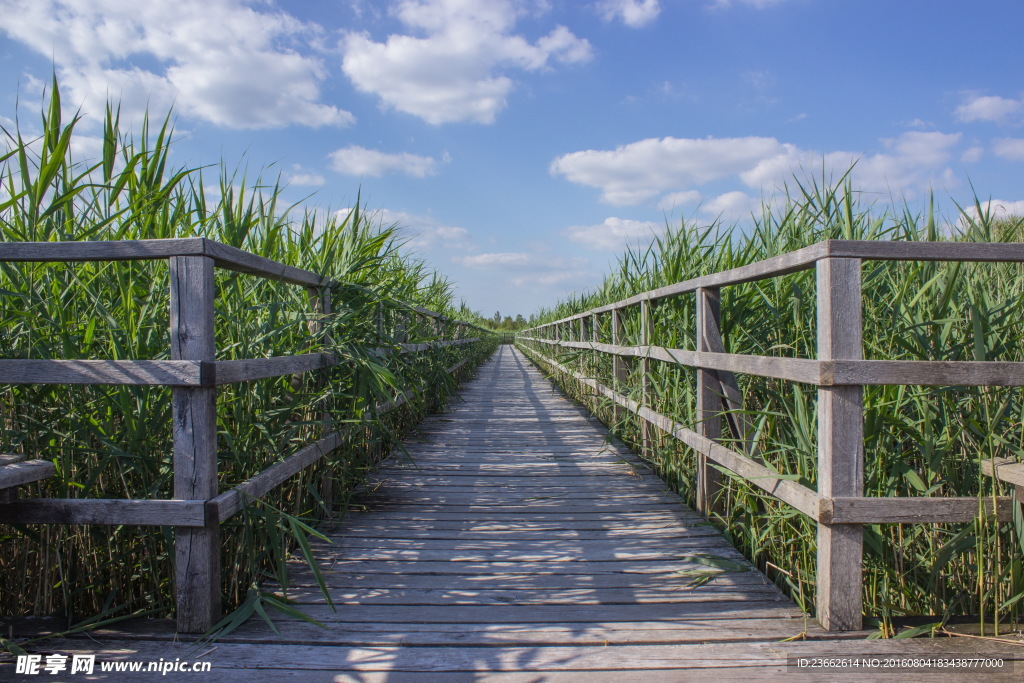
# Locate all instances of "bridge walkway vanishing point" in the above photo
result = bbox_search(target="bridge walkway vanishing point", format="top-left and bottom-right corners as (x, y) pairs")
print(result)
(21, 345), (1024, 680)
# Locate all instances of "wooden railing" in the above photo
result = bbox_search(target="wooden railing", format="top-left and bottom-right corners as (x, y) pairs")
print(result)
(0, 238), (492, 632)
(518, 239), (1024, 632)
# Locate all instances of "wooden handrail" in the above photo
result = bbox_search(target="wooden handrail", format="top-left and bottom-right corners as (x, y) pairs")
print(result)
(517, 238), (1023, 633)
(0, 237), (493, 633)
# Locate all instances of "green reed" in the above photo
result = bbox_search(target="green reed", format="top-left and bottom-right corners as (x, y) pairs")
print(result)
(0, 78), (499, 634)
(520, 177), (1024, 635)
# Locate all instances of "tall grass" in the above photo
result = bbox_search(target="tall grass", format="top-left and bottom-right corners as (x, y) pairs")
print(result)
(521, 177), (1024, 634)
(0, 79), (498, 632)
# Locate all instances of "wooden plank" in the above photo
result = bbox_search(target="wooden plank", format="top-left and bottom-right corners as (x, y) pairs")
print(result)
(210, 431), (343, 522)
(611, 307), (628, 427)
(0, 237), (331, 287)
(520, 338), (822, 385)
(169, 254), (221, 633)
(829, 359), (1024, 386)
(213, 353), (338, 384)
(0, 498), (207, 526)
(246, 601), (803, 624)
(20, 638), (1021, 679)
(981, 457), (1024, 487)
(267, 584), (785, 606)
(0, 459), (55, 489)
(0, 359), (203, 386)
(302, 546), (749, 563)
(40, 618), (831, 647)
(696, 286), (723, 515)
(821, 496), (1013, 523)
(0, 237), (208, 262)
(828, 238), (1024, 263)
(201, 239), (328, 287)
(815, 256), (864, 632)
(640, 299), (652, 457)
(0, 454), (26, 465)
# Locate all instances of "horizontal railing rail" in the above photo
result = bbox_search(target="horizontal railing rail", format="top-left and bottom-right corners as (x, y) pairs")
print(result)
(0, 238), (492, 632)
(517, 238), (1024, 632)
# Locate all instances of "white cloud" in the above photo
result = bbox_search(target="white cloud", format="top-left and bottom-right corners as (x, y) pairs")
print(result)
(287, 165), (326, 187)
(700, 191), (761, 221)
(993, 138), (1024, 162)
(712, 0), (797, 8)
(955, 94), (1024, 124)
(456, 252), (534, 268)
(455, 251), (589, 272)
(551, 136), (788, 205)
(564, 216), (661, 251)
(959, 199), (1024, 229)
(597, 0), (661, 27)
(961, 146), (985, 163)
(552, 131), (962, 207)
(0, 0), (353, 129)
(329, 146), (441, 177)
(382, 210), (475, 251)
(341, 0), (593, 125)
(658, 190), (702, 211)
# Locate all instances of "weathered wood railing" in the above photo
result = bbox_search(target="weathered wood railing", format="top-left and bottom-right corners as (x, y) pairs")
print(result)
(518, 239), (1024, 632)
(0, 238), (490, 632)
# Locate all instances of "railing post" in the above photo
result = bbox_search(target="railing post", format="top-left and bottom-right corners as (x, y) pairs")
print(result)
(816, 257), (864, 631)
(309, 285), (334, 513)
(396, 311), (408, 344)
(611, 307), (628, 428)
(579, 317), (588, 376)
(640, 299), (652, 458)
(169, 255), (220, 633)
(696, 287), (724, 516)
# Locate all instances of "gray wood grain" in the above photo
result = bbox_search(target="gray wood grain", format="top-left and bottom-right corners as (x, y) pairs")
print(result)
(0, 498), (205, 525)
(0, 359), (203, 385)
(815, 256), (865, 632)
(0, 459), (55, 490)
(696, 286), (723, 515)
(169, 255), (221, 633)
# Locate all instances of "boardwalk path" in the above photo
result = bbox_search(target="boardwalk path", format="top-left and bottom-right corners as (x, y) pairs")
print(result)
(19, 345), (1023, 680)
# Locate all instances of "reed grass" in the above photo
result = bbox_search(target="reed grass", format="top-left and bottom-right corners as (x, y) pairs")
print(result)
(521, 177), (1024, 635)
(0, 78), (498, 636)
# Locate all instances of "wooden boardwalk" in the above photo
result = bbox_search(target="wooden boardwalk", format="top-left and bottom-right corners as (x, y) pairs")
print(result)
(12, 345), (1023, 680)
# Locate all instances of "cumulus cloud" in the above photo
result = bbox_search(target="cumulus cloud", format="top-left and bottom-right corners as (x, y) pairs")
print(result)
(564, 217), (661, 251)
(597, 0), (661, 27)
(993, 138), (1024, 162)
(711, 0), (797, 8)
(341, 0), (593, 124)
(962, 146), (985, 163)
(329, 146), (441, 177)
(658, 190), (702, 211)
(959, 199), (1024, 230)
(455, 251), (588, 272)
(551, 131), (962, 207)
(377, 209), (476, 251)
(700, 191), (763, 220)
(456, 252), (534, 268)
(286, 165), (326, 187)
(551, 136), (787, 205)
(955, 94), (1024, 125)
(0, 0), (353, 129)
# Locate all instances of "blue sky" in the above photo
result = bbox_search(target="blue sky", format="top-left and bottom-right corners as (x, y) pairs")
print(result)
(2, 0), (1023, 317)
